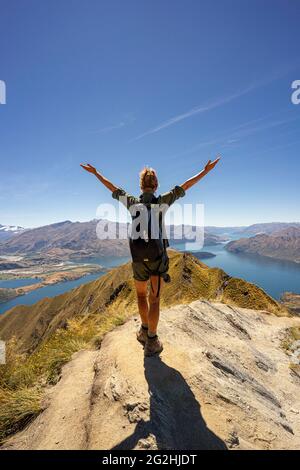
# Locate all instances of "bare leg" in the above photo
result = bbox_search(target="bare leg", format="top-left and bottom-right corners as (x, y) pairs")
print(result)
(134, 280), (149, 326)
(148, 275), (162, 335)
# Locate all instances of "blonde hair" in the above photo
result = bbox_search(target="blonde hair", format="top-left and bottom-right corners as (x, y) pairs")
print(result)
(139, 167), (158, 192)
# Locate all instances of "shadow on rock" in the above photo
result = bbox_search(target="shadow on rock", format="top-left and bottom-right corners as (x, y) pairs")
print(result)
(112, 356), (227, 450)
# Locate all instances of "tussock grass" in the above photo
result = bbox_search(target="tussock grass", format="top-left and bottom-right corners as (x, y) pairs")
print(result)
(290, 326), (300, 341)
(222, 277), (287, 315)
(0, 387), (42, 442)
(281, 327), (300, 375)
(281, 326), (300, 352)
(0, 308), (129, 442)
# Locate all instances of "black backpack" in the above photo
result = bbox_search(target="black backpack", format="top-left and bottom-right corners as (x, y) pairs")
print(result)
(129, 194), (168, 262)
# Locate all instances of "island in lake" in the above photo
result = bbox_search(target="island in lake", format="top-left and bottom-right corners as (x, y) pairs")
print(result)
(186, 251), (216, 259)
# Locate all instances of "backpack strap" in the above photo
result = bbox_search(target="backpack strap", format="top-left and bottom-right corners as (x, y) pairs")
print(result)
(150, 275), (161, 298)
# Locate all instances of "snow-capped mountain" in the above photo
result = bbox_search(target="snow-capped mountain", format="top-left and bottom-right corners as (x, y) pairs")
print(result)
(0, 224), (25, 241)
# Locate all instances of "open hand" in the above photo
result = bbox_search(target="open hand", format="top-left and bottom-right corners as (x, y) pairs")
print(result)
(204, 156), (220, 173)
(80, 163), (97, 174)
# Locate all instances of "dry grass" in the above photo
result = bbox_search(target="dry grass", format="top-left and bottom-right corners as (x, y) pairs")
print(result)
(222, 277), (287, 316)
(0, 387), (43, 441)
(0, 308), (130, 442)
(281, 326), (300, 351)
(290, 326), (300, 341)
(281, 327), (300, 376)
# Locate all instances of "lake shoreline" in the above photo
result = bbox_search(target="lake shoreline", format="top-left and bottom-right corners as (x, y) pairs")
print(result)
(0, 264), (105, 305)
(225, 245), (300, 266)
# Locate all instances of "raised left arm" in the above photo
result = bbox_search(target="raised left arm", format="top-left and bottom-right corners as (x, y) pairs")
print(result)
(80, 163), (118, 193)
(180, 157), (220, 191)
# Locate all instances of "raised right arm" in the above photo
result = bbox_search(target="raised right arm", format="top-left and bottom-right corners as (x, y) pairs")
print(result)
(180, 157), (220, 192)
(80, 163), (118, 193)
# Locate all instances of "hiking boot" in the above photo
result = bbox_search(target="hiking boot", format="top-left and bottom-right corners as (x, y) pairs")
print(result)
(136, 326), (148, 345)
(144, 336), (163, 357)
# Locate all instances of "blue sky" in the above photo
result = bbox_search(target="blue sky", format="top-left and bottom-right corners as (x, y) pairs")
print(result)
(0, 0), (300, 228)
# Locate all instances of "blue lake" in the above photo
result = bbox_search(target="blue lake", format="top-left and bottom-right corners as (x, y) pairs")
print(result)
(176, 243), (300, 300)
(0, 272), (103, 315)
(0, 256), (131, 315)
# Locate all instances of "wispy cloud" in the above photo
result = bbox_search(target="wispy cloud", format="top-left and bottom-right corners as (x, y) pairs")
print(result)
(91, 121), (126, 134)
(167, 138), (221, 161)
(91, 113), (136, 134)
(131, 86), (255, 141)
(246, 137), (300, 160)
(228, 115), (300, 141)
(167, 111), (300, 160)
(131, 63), (300, 142)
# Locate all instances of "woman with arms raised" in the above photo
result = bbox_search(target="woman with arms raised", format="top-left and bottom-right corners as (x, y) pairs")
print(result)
(81, 157), (220, 356)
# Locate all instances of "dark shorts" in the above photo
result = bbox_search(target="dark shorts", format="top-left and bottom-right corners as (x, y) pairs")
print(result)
(132, 255), (169, 281)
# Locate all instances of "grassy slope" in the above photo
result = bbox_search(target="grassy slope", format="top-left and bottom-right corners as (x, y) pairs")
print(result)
(0, 251), (287, 353)
(0, 250), (288, 441)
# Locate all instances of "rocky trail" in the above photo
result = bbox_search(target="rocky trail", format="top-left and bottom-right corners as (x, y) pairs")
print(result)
(2, 300), (300, 450)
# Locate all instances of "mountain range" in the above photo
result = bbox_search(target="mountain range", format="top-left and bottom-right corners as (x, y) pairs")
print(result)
(0, 220), (224, 260)
(205, 222), (300, 238)
(241, 222), (300, 236)
(1, 220), (300, 264)
(226, 227), (300, 263)
(0, 225), (25, 242)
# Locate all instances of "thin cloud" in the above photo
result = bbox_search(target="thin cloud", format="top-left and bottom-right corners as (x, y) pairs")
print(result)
(229, 115), (300, 141)
(246, 137), (300, 160)
(92, 122), (126, 134)
(131, 86), (255, 141)
(90, 113), (136, 134)
(167, 112), (300, 160)
(167, 138), (221, 161)
(131, 63), (300, 142)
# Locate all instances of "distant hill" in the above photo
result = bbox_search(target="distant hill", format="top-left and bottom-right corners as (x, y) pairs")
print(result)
(0, 220), (129, 259)
(0, 225), (25, 242)
(205, 223), (300, 238)
(0, 250), (287, 354)
(0, 220), (224, 259)
(2, 220), (300, 260)
(241, 222), (300, 236)
(205, 226), (245, 237)
(226, 227), (300, 263)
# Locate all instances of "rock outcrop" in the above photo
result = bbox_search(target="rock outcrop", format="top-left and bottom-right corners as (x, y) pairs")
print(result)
(3, 300), (300, 450)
